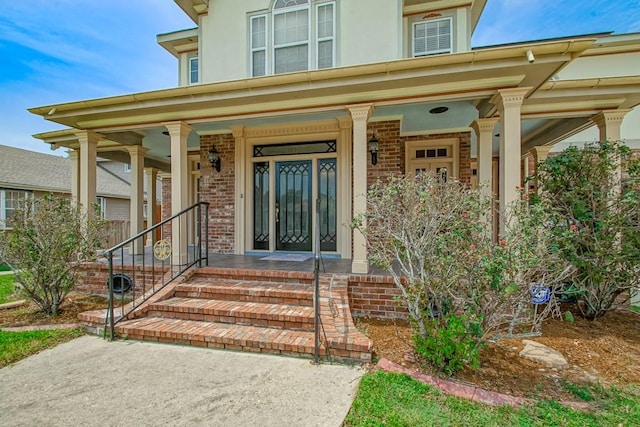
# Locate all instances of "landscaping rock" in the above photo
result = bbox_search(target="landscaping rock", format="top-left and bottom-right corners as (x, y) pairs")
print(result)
(0, 299), (26, 310)
(519, 340), (569, 370)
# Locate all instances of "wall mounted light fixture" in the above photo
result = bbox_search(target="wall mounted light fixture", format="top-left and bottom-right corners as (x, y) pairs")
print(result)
(208, 145), (221, 172)
(368, 134), (379, 166)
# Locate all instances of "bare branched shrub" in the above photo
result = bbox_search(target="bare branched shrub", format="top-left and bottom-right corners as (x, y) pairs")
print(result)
(354, 173), (571, 373)
(0, 195), (107, 316)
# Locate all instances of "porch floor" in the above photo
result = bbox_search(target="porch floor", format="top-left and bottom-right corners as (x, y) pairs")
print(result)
(104, 248), (387, 276)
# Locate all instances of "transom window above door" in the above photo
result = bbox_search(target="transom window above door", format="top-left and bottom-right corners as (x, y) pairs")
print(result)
(250, 0), (336, 77)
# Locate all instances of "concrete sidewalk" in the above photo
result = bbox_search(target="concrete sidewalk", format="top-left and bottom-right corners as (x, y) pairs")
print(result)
(0, 336), (363, 427)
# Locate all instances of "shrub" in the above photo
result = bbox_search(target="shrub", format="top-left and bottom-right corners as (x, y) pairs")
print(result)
(534, 140), (640, 319)
(354, 173), (570, 373)
(0, 195), (106, 316)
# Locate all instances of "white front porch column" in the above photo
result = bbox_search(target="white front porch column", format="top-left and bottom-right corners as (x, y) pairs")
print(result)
(348, 104), (374, 274)
(231, 126), (246, 255)
(164, 121), (193, 266)
(126, 146), (148, 254)
(144, 167), (159, 247)
(530, 145), (552, 193)
(68, 150), (80, 209)
(490, 88), (531, 235)
(470, 118), (498, 198)
(75, 131), (100, 216)
(337, 117), (353, 259)
(592, 109), (631, 142)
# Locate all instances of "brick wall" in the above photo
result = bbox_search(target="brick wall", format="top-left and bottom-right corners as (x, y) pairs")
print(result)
(199, 134), (236, 254)
(348, 274), (408, 319)
(75, 263), (168, 296)
(366, 121), (472, 186)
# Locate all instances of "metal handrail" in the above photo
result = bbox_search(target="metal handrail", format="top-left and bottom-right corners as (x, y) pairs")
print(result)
(104, 201), (209, 339)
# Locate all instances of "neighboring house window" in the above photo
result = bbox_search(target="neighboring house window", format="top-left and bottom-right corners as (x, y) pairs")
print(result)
(96, 197), (106, 219)
(413, 17), (452, 57)
(0, 190), (28, 229)
(250, 0), (336, 77)
(189, 56), (199, 84)
(124, 163), (131, 172)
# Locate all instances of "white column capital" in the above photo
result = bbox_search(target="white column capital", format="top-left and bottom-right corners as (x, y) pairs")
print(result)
(230, 125), (245, 138)
(530, 145), (553, 164)
(347, 104), (374, 122)
(592, 109), (631, 142)
(470, 117), (499, 135)
(74, 130), (102, 145)
(490, 88), (532, 111)
(163, 121), (193, 138)
(125, 145), (149, 157)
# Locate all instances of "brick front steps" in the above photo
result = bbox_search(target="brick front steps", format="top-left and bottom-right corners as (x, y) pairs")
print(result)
(80, 267), (372, 363)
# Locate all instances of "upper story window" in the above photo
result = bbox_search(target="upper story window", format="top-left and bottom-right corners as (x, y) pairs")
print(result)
(250, 0), (335, 77)
(189, 57), (199, 84)
(413, 17), (452, 57)
(124, 163), (131, 172)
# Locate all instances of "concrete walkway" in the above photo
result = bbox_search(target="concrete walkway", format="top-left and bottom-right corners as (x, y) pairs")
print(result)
(0, 336), (363, 427)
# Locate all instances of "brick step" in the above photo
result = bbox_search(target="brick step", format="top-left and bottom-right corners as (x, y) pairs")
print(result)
(175, 279), (313, 307)
(147, 297), (315, 330)
(194, 267), (314, 285)
(116, 317), (323, 357)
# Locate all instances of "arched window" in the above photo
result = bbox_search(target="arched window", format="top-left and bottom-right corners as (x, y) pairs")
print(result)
(274, 0), (309, 9)
(250, 1), (335, 77)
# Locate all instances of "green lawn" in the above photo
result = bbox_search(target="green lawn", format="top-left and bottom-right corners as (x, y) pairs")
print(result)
(0, 328), (84, 368)
(344, 371), (640, 427)
(0, 274), (16, 304)
(0, 263), (11, 272)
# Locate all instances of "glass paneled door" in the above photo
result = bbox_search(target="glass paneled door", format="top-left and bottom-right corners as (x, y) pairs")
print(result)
(276, 160), (312, 251)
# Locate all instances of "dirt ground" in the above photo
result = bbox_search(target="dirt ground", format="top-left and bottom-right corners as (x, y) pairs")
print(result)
(0, 293), (109, 328)
(4, 289), (640, 402)
(356, 307), (640, 401)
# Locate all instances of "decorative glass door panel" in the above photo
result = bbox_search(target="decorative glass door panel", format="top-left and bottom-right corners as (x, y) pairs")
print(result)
(253, 162), (270, 250)
(318, 159), (337, 251)
(276, 160), (312, 251)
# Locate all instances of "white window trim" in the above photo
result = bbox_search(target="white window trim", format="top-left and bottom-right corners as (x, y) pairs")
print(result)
(96, 196), (107, 219)
(0, 189), (29, 229)
(272, 2), (311, 74)
(405, 139), (459, 179)
(189, 56), (199, 84)
(250, 14), (269, 77)
(316, 2), (336, 69)
(412, 17), (453, 57)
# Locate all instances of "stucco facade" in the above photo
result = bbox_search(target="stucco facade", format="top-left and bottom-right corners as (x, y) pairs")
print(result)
(29, 0), (640, 273)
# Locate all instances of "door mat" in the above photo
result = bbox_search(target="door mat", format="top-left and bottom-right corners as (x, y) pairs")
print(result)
(260, 254), (312, 262)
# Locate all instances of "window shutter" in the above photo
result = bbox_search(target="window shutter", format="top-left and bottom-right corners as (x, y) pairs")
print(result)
(413, 18), (452, 57)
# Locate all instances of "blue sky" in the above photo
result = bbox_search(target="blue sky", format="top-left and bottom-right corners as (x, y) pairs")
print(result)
(1, 0), (639, 155)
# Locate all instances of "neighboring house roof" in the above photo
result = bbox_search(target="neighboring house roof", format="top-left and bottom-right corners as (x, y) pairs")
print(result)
(0, 144), (130, 199)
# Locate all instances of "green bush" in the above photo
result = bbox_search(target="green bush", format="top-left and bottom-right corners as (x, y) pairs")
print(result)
(534, 140), (640, 319)
(413, 313), (483, 375)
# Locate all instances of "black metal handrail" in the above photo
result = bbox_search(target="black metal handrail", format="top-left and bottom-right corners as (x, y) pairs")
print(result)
(104, 201), (209, 339)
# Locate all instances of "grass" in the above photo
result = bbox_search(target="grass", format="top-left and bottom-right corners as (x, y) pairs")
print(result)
(632, 305), (640, 314)
(0, 328), (84, 368)
(0, 274), (16, 304)
(0, 263), (11, 272)
(343, 370), (640, 427)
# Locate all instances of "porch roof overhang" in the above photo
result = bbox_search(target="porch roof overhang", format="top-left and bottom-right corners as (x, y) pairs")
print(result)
(28, 35), (640, 159)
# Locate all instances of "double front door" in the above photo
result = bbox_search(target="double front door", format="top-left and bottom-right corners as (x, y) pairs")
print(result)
(253, 158), (337, 252)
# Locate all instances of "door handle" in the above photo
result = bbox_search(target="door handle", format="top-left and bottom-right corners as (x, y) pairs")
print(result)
(275, 202), (279, 223)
